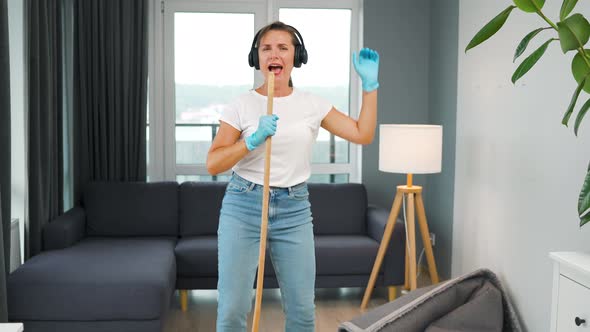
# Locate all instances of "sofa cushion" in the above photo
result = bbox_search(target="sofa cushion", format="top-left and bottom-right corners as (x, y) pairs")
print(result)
(176, 236), (280, 280)
(84, 182), (179, 237)
(179, 181), (226, 236)
(309, 183), (368, 235)
(7, 238), (176, 321)
(175, 236), (218, 277)
(315, 235), (379, 275)
(175, 235), (380, 279)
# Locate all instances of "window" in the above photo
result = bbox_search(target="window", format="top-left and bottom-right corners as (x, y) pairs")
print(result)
(173, 12), (255, 182)
(279, 7), (354, 184)
(148, 0), (362, 183)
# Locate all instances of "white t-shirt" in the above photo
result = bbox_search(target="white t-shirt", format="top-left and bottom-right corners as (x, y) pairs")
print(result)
(220, 88), (332, 187)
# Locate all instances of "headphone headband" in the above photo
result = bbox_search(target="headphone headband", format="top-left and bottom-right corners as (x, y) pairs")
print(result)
(250, 24), (306, 51)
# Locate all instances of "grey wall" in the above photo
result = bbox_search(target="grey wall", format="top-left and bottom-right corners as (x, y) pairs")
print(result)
(362, 0), (430, 208)
(362, 0), (458, 279)
(455, 1), (590, 330)
(426, 0), (458, 279)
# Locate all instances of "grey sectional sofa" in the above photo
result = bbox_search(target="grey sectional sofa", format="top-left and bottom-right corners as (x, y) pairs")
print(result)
(7, 181), (406, 332)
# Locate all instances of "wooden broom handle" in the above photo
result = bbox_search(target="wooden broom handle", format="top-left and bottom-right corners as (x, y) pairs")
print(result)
(251, 72), (274, 332)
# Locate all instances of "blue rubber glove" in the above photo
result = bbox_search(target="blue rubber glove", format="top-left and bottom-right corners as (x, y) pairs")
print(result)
(353, 48), (380, 92)
(245, 114), (279, 151)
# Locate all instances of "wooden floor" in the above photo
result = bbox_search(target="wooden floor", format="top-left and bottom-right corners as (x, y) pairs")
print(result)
(163, 274), (432, 332)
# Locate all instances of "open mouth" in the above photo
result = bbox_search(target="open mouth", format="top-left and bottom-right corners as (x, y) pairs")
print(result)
(268, 64), (283, 75)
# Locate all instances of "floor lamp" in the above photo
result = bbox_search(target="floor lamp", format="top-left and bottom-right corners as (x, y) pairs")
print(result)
(361, 124), (442, 311)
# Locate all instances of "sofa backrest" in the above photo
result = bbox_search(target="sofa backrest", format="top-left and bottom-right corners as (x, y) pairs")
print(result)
(178, 182), (367, 236)
(308, 183), (367, 235)
(179, 181), (226, 236)
(84, 182), (179, 237)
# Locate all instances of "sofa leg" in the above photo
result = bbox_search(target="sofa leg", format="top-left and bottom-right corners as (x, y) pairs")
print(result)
(388, 286), (397, 301)
(180, 289), (188, 312)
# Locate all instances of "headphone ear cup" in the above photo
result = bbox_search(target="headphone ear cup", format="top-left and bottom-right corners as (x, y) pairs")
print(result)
(249, 48), (260, 69)
(294, 45), (302, 68)
(293, 44), (307, 68)
(300, 47), (308, 65)
(253, 50), (260, 70)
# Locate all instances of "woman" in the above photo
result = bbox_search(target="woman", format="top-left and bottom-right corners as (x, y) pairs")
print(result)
(206, 21), (380, 332)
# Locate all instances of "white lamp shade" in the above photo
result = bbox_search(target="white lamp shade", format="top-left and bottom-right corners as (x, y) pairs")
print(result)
(379, 124), (442, 174)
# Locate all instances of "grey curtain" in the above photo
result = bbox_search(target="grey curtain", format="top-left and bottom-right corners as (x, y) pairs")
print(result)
(0, 0), (10, 321)
(73, 0), (148, 203)
(27, 0), (64, 257)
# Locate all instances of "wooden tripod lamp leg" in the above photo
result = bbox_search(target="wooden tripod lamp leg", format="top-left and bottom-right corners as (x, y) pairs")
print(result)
(360, 190), (403, 311)
(404, 242), (410, 290)
(406, 193), (418, 290)
(416, 193), (439, 284)
(251, 73), (274, 332)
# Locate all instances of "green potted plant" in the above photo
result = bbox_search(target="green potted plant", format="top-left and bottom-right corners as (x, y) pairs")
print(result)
(465, 0), (590, 226)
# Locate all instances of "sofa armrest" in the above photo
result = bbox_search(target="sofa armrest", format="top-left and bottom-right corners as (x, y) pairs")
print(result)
(43, 207), (86, 251)
(367, 204), (406, 286)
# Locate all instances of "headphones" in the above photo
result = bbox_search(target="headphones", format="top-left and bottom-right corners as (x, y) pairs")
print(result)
(248, 24), (308, 70)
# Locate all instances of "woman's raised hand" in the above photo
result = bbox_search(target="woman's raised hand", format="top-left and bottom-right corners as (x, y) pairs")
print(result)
(352, 48), (380, 92)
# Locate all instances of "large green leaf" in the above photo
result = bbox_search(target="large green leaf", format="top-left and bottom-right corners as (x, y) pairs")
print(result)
(514, 28), (548, 62)
(562, 76), (586, 126)
(557, 14), (590, 53)
(465, 6), (517, 52)
(513, 0), (545, 13)
(578, 162), (590, 227)
(560, 0), (579, 20)
(571, 50), (590, 93)
(511, 39), (554, 83)
(574, 98), (590, 136)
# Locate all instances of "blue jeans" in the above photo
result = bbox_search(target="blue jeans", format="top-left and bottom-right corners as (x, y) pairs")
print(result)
(216, 173), (315, 332)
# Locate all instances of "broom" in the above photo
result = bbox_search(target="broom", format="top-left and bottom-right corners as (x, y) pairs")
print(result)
(251, 72), (274, 332)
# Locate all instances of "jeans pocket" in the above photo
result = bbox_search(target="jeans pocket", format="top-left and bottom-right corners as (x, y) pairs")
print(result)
(226, 183), (250, 194)
(291, 184), (309, 201)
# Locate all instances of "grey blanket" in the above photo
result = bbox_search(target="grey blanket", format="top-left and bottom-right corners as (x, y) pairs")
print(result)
(339, 268), (522, 332)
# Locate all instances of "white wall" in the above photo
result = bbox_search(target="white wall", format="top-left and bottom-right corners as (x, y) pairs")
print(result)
(455, 1), (590, 331)
(8, 0), (25, 265)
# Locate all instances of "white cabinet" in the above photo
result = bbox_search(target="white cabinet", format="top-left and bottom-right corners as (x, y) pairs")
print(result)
(550, 252), (590, 331)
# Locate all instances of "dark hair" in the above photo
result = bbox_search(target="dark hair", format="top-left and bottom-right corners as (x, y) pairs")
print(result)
(255, 21), (300, 87)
